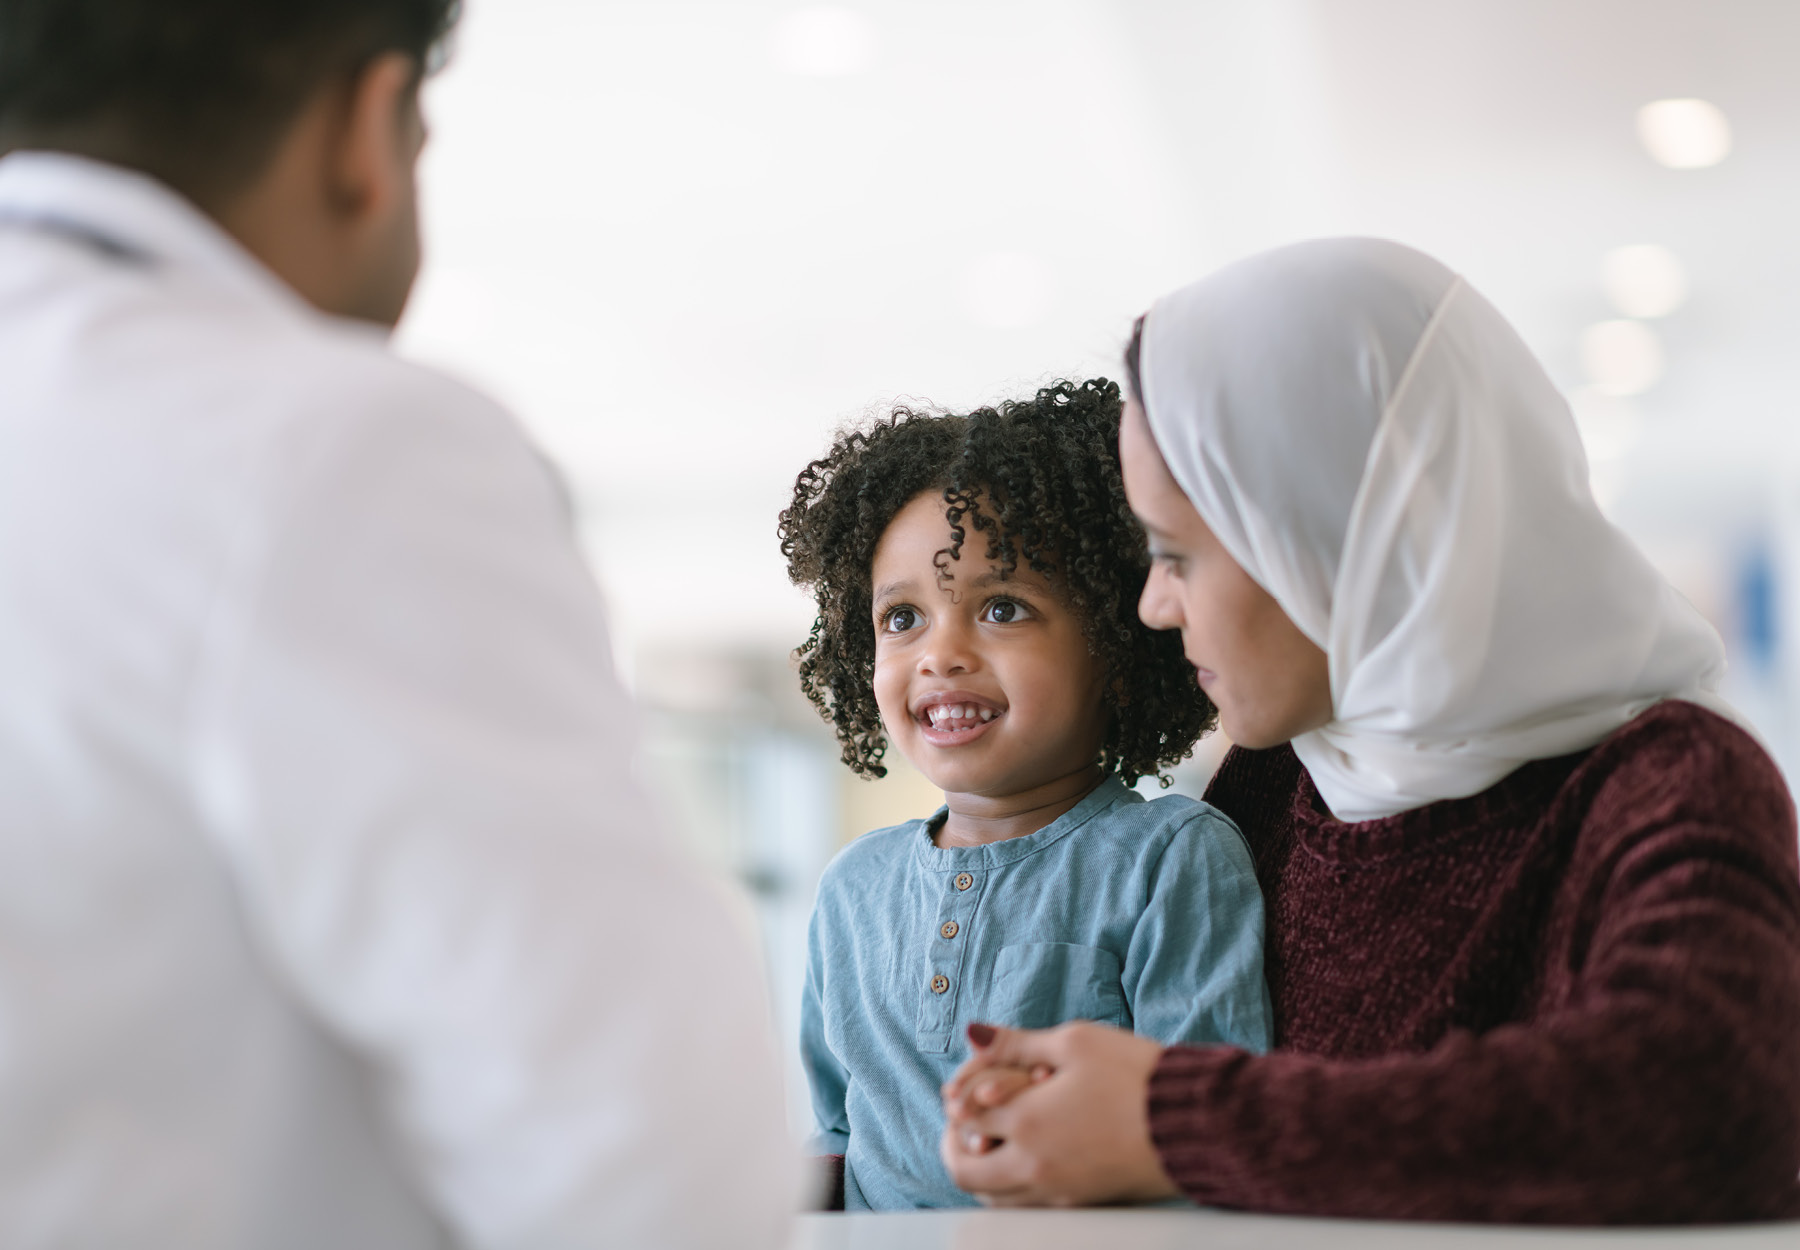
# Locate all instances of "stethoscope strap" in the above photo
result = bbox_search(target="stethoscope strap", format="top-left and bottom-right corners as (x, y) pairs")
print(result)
(0, 212), (154, 265)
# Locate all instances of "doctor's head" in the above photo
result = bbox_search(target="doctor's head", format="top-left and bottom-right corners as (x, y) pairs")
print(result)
(0, 0), (461, 325)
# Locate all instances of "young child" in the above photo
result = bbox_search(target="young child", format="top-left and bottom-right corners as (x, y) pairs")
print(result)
(778, 378), (1273, 1210)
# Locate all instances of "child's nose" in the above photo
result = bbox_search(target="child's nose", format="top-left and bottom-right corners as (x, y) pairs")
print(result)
(920, 648), (972, 676)
(919, 620), (978, 675)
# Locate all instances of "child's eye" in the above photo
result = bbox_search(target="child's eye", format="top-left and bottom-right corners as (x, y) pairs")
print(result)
(981, 598), (1026, 624)
(883, 606), (920, 633)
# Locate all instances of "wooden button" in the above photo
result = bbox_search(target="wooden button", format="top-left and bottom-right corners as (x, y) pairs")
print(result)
(930, 974), (950, 994)
(940, 921), (959, 940)
(954, 873), (974, 891)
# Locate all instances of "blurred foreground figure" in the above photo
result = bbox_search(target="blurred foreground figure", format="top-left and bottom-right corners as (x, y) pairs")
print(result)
(0, 2), (798, 1246)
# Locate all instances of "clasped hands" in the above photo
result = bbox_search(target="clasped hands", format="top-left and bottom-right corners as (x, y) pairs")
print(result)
(937, 1019), (1183, 1206)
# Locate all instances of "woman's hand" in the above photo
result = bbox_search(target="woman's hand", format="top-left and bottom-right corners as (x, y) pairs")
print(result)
(938, 1021), (1182, 1206)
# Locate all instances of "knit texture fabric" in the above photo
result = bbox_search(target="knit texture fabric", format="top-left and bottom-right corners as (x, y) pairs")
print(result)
(1150, 700), (1800, 1223)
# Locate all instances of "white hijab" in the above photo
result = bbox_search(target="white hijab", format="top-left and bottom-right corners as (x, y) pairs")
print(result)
(1139, 238), (1732, 822)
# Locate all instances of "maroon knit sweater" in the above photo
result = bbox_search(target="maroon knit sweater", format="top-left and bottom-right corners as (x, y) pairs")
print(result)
(1150, 700), (1800, 1223)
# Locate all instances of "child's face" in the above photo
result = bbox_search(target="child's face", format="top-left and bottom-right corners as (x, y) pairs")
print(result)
(870, 491), (1108, 800)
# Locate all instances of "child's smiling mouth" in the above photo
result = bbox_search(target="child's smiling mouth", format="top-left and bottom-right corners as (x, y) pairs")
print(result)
(912, 691), (1006, 747)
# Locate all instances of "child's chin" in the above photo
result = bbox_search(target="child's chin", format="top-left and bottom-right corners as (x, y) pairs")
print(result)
(911, 758), (1000, 795)
(919, 756), (1043, 798)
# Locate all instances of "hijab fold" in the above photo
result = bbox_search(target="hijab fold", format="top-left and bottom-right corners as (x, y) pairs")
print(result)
(1140, 238), (1731, 822)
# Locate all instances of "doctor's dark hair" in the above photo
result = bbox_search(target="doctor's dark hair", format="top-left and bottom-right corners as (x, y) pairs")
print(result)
(0, 0), (460, 205)
(779, 377), (1216, 786)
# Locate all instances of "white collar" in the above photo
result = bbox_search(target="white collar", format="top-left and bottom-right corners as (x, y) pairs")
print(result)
(0, 150), (310, 316)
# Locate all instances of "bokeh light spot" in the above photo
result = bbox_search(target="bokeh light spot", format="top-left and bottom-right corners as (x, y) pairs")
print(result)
(1601, 244), (1688, 319)
(1636, 98), (1732, 169)
(770, 6), (876, 77)
(1569, 386), (1644, 462)
(1580, 320), (1665, 396)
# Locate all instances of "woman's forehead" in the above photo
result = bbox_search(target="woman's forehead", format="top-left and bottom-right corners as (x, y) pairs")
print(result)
(1119, 397), (1193, 531)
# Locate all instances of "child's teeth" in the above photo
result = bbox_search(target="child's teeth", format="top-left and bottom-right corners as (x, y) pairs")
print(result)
(927, 704), (991, 726)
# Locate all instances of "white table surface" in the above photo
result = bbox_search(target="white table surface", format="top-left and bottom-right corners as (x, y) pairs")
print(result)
(790, 1210), (1800, 1250)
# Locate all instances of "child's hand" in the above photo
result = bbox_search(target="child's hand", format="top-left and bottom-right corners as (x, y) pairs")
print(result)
(942, 1057), (1051, 1152)
(941, 1022), (1044, 1127)
(938, 1020), (1178, 1206)
(936, 1059), (1051, 1123)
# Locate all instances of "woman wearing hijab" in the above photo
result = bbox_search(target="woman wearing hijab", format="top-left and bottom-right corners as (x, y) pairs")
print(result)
(940, 238), (1800, 1222)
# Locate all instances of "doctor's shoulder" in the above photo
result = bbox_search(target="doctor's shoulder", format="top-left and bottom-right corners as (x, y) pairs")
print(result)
(282, 323), (525, 447)
(247, 325), (569, 515)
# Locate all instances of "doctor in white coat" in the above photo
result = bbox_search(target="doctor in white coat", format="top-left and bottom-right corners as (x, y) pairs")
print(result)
(0, 1), (798, 1246)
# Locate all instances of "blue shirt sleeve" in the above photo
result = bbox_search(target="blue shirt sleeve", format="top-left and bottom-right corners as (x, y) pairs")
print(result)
(800, 896), (851, 1156)
(1123, 805), (1273, 1053)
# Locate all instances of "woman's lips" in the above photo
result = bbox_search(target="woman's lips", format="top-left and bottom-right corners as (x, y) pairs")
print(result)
(1193, 666), (1217, 687)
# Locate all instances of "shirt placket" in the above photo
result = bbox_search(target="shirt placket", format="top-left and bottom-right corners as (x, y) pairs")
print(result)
(915, 866), (985, 1053)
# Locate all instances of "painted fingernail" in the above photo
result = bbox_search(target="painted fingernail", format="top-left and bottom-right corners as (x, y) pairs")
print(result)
(967, 1022), (996, 1047)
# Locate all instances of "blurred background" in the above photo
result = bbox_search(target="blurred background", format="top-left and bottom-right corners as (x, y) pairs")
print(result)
(395, 0), (1800, 1127)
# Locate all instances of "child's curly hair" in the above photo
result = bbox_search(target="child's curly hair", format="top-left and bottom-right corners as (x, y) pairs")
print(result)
(778, 377), (1216, 786)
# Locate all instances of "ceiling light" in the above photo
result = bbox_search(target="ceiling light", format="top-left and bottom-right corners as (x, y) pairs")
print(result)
(1635, 98), (1732, 169)
(1601, 244), (1688, 319)
(1579, 320), (1664, 396)
(770, 7), (875, 77)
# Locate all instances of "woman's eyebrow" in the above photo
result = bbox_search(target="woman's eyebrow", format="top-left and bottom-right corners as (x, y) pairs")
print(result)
(872, 579), (915, 602)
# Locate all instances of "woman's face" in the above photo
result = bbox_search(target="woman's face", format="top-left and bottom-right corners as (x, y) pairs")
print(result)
(1119, 398), (1333, 750)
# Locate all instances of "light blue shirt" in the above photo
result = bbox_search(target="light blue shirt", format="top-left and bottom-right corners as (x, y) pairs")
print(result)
(801, 776), (1272, 1209)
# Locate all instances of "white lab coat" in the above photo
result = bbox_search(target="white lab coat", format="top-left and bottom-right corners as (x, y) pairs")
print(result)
(0, 152), (799, 1249)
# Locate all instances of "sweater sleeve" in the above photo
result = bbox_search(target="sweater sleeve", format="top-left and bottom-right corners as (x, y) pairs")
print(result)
(1150, 713), (1800, 1223)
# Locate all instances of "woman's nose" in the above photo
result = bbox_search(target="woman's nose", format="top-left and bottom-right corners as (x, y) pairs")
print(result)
(1138, 565), (1183, 632)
